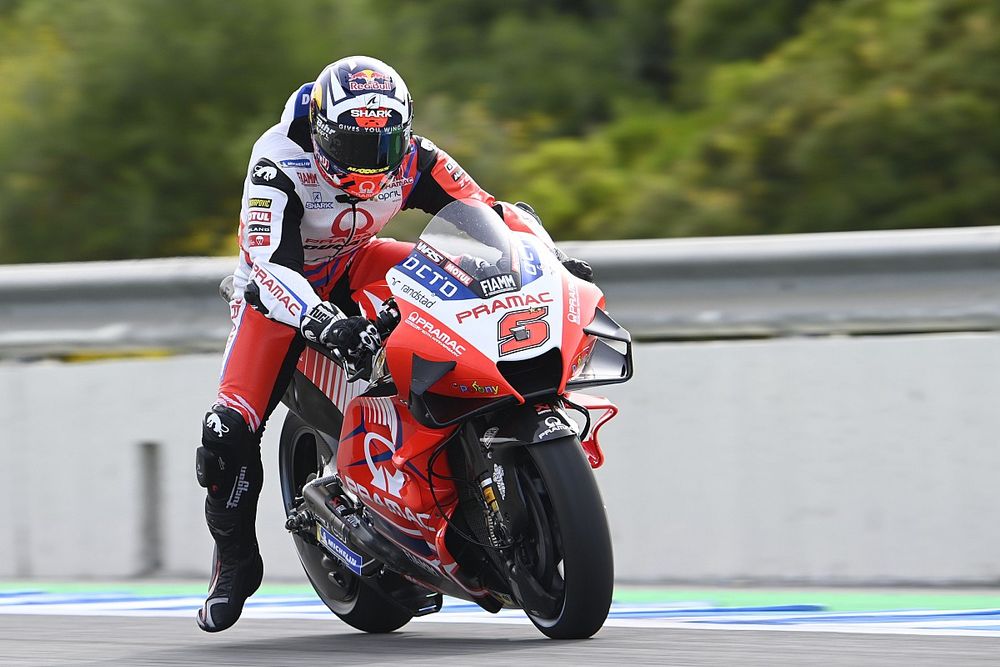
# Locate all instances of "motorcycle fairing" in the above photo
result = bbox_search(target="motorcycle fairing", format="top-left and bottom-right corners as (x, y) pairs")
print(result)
(564, 392), (619, 468)
(304, 199), (632, 606)
(296, 344), (369, 415)
(475, 402), (579, 449)
(335, 393), (511, 602)
(557, 275), (606, 392)
(387, 232), (566, 367)
(338, 395), (451, 538)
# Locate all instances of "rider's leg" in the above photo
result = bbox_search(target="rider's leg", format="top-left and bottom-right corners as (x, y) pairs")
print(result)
(196, 404), (263, 633)
(196, 300), (301, 632)
(195, 242), (408, 632)
(345, 238), (414, 296)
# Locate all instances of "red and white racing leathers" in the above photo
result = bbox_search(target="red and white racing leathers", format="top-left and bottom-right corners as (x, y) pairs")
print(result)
(216, 84), (554, 433)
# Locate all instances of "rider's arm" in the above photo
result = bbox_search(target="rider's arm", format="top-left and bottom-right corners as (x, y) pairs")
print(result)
(402, 137), (557, 247)
(401, 136), (592, 280)
(241, 157), (321, 327)
(401, 137), (497, 213)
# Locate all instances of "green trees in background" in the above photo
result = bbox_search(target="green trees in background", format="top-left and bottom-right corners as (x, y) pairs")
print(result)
(0, 0), (996, 262)
(0, 0), (363, 261)
(513, 0), (1000, 240)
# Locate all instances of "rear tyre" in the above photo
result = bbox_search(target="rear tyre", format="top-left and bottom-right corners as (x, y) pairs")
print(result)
(278, 410), (412, 633)
(518, 436), (614, 639)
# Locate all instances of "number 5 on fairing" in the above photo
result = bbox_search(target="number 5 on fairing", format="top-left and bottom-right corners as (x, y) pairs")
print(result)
(497, 307), (550, 356)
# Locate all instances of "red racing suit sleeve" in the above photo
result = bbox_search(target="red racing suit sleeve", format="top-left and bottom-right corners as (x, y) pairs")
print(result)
(402, 137), (558, 249)
(402, 137), (496, 213)
(241, 157), (321, 327)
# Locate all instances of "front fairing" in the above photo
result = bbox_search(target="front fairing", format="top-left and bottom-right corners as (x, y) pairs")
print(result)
(385, 201), (566, 408)
(383, 199), (630, 429)
(391, 200), (567, 363)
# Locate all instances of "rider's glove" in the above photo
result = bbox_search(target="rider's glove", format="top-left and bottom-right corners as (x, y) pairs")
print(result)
(331, 316), (382, 365)
(300, 301), (345, 346)
(553, 245), (595, 283)
(301, 302), (381, 364)
(561, 257), (594, 283)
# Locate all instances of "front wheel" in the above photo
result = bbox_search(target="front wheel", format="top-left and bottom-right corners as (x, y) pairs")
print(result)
(516, 436), (614, 639)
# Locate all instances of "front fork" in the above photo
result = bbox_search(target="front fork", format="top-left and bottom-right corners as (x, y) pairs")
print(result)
(453, 401), (577, 617)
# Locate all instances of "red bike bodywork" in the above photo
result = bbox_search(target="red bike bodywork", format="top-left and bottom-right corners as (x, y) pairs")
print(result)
(289, 203), (630, 605)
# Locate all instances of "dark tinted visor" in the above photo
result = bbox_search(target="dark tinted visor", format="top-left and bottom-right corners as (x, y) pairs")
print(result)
(314, 116), (410, 173)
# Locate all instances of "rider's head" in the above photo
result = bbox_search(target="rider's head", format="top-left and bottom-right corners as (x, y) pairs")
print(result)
(308, 56), (413, 200)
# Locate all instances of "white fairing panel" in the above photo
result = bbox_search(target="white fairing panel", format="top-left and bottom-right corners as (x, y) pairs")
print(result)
(387, 205), (566, 364)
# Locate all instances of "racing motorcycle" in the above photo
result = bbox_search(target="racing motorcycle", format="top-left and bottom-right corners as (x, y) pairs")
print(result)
(278, 198), (632, 639)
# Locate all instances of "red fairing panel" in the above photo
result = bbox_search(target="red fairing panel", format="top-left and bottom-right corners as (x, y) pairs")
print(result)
(558, 275), (606, 392)
(296, 346), (368, 415)
(336, 393), (490, 597)
(337, 395), (456, 540)
(564, 392), (619, 468)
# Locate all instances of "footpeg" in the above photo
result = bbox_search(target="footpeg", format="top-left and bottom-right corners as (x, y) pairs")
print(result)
(285, 508), (312, 532)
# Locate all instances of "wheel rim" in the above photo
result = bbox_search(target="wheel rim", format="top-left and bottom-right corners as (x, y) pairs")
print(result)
(517, 460), (566, 624)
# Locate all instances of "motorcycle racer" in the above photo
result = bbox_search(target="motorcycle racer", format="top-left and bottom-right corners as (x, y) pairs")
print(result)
(195, 55), (592, 632)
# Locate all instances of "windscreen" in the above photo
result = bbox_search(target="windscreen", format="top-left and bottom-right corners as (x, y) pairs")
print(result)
(416, 199), (521, 299)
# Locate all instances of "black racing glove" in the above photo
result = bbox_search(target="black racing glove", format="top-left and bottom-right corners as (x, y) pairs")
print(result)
(561, 257), (594, 283)
(300, 302), (381, 365)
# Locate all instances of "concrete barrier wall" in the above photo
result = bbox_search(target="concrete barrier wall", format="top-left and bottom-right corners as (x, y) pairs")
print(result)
(2, 333), (1000, 584)
(598, 334), (1000, 584)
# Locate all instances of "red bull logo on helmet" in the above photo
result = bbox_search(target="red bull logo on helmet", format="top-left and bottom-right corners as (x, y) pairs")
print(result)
(347, 68), (394, 92)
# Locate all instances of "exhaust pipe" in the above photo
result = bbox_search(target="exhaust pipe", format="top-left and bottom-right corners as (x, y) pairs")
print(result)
(292, 474), (451, 590)
(290, 474), (503, 614)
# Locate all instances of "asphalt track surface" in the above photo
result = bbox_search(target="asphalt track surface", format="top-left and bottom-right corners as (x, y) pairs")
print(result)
(2, 614), (1000, 667)
(8, 584), (1000, 665)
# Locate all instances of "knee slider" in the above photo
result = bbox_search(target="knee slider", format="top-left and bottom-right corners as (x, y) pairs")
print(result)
(197, 406), (257, 495)
(202, 405), (252, 448)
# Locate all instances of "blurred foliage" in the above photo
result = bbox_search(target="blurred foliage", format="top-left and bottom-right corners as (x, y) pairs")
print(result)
(0, 0), (997, 262)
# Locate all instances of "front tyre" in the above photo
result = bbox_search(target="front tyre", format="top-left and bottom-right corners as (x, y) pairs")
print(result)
(278, 410), (412, 633)
(519, 436), (614, 639)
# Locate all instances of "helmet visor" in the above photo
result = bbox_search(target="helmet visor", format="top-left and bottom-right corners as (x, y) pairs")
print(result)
(314, 116), (410, 174)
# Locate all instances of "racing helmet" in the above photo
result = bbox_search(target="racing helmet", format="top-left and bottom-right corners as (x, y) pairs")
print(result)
(308, 56), (413, 199)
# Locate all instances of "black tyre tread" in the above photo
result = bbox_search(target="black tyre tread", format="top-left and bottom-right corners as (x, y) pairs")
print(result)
(304, 565), (413, 633)
(525, 436), (614, 639)
(279, 411), (412, 634)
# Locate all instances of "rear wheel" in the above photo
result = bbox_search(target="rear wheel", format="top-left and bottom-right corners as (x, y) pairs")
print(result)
(516, 436), (614, 639)
(278, 410), (412, 633)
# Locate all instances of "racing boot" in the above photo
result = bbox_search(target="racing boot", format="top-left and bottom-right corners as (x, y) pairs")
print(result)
(195, 405), (265, 632)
